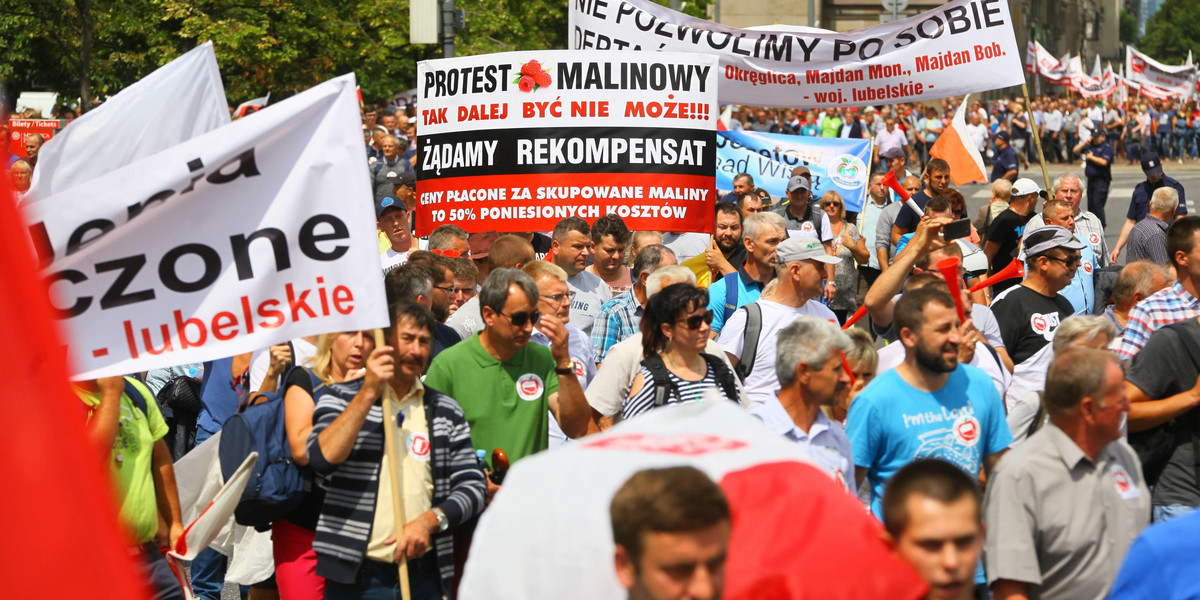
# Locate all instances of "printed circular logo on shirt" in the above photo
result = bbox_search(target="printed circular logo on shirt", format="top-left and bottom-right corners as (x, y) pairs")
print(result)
(1083, 260), (1094, 274)
(407, 432), (431, 462)
(953, 414), (981, 447)
(516, 373), (544, 401)
(1089, 233), (1101, 245)
(571, 358), (586, 378)
(801, 221), (815, 232)
(1113, 467), (1130, 494)
(1031, 314), (1049, 334)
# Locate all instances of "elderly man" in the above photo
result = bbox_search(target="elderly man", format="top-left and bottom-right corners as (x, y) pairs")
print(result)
(1112, 152), (1188, 262)
(425, 268), (591, 466)
(23, 133), (44, 168)
(549, 217), (612, 338)
(985, 348), (1149, 600)
(306, 302), (486, 598)
(1103, 261), (1171, 335)
(719, 237), (839, 409)
(1024, 173), (1109, 266)
(707, 212), (787, 335)
(719, 172), (754, 204)
(371, 135), (412, 199)
(750, 317), (854, 491)
(591, 245), (677, 364)
(1127, 187), (1178, 265)
(1035, 196), (1098, 315)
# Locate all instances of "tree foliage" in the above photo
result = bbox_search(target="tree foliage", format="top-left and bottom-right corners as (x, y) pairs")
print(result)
(1119, 9), (1138, 46)
(1139, 0), (1200, 63)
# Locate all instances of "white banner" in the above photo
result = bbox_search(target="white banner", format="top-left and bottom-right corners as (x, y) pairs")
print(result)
(27, 43), (231, 203)
(1025, 41), (1068, 84)
(1076, 66), (1119, 98)
(1126, 46), (1196, 98)
(23, 74), (389, 380)
(569, 0), (1025, 108)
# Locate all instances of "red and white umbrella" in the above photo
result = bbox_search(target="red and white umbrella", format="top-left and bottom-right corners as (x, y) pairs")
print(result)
(459, 399), (927, 600)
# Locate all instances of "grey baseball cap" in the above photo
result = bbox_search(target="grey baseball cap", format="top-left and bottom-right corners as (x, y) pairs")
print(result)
(1022, 226), (1085, 258)
(776, 237), (840, 265)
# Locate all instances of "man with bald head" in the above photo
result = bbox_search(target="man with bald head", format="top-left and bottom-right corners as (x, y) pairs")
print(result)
(445, 235), (536, 340)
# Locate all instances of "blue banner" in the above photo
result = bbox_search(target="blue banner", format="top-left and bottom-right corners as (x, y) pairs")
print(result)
(716, 131), (873, 213)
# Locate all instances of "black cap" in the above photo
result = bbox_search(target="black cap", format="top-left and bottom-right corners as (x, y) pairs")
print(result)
(375, 195), (406, 219)
(1141, 152), (1163, 177)
(385, 169), (416, 187)
(995, 131), (1010, 142)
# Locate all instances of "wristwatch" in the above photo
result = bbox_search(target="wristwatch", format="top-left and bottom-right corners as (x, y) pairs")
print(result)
(433, 507), (449, 533)
(554, 365), (575, 376)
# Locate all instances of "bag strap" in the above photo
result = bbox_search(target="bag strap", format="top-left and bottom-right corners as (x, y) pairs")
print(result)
(122, 376), (150, 416)
(701, 353), (740, 403)
(1027, 391), (1048, 439)
(734, 303), (762, 383)
(641, 355), (680, 408)
(722, 272), (740, 324)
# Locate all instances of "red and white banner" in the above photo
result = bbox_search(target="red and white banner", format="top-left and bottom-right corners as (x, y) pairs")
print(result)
(1077, 66), (1119, 98)
(1025, 40), (1068, 85)
(22, 74), (388, 380)
(570, 0), (1024, 108)
(1126, 46), (1196, 98)
(415, 50), (718, 235)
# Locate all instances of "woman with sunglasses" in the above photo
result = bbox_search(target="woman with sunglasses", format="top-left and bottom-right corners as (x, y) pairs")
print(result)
(820, 191), (869, 324)
(622, 283), (743, 420)
(275, 330), (378, 600)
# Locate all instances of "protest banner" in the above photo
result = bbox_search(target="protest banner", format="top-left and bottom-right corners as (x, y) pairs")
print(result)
(27, 43), (230, 203)
(22, 74), (388, 380)
(8, 119), (60, 157)
(1025, 41), (1068, 85)
(1076, 66), (1119, 98)
(1126, 46), (1196, 98)
(716, 131), (871, 212)
(415, 49), (718, 235)
(569, 0), (1024, 108)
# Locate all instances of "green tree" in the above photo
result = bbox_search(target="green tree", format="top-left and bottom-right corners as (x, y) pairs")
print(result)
(1139, 0), (1200, 63)
(1119, 9), (1138, 46)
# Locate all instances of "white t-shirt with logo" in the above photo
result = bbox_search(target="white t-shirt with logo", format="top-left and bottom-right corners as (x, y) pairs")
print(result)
(717, 299), (838, 409)
(567, 270), (612, 339)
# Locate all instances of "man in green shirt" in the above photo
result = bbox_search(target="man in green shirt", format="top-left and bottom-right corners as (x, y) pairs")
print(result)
(425, 268), (591, 471)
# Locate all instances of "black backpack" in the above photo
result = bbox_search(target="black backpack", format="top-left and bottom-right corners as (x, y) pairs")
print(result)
(732, 303), (763, 383)
(218, 365), (320, 531)
(1128, 322), (1200, 487)
(641, 353), (740, 408)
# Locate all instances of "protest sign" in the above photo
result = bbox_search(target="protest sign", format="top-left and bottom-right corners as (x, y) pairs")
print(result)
(1126, 46), (1196, 98)
(1076, 66), (1118, 98)
(716, 131), (871, 212)
(569, 0), (1023, 108)
(8, 119), (60, 157)
(27, 43), (230, 203)
(415, 50), (718, 235)
(22, 74), (388, 380)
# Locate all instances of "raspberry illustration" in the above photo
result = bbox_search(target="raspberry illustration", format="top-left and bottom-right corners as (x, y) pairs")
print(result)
(521, 60), (542, 76)
(533, 70), (552, 88)
(518, 75), (535, 92)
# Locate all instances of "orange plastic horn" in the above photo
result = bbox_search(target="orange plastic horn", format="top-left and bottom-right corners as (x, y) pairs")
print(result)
(935, 256), (968, 323)
(880, 170), (910, 201)
(842, 305), (868, 329)
(968, 259), (1026, 293)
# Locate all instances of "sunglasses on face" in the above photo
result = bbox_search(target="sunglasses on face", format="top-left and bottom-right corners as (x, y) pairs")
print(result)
(822, 201), (843, 207)
(1045, 254), (1082, 267)
(500, 309), (541, 327)
(676, 310), (715, 330)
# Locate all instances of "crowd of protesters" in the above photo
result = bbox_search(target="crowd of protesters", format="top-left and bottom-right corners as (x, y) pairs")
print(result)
(19, 86), (1200, 600)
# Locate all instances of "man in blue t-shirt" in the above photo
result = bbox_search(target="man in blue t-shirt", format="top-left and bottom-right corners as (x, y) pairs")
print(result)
(1108, 509), (1200, 599)
(847, 286), (1012, 518)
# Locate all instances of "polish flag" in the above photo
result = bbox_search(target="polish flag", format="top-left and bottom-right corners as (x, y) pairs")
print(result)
(0, 134), (150, 597)
(234, 92), (270, 118)
(930, 94), (987, 185)
(718, 104), (732, 130)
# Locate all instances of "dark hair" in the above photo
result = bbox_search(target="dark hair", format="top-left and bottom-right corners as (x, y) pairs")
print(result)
(1044, 347), (1118, 415)
(552, 216), (590, 242)
(388, 300), (437, 341)
(640, 283), (708, 357)
(924, 157), (950, 176)
(610, 466), (730, 565)
(1166, 215), (1200, 270)
(901, 272), (946, 293)
(632, 244), (675, 279)
(591, 214), (631, 246)
(384, 263), (432, 307)
(732, 172), (754, 187)
(882, 459), (981, 538)
(923, 195), (951, 215)
(893, 286), (956, 335)
(407, 251), (453, 284)
(715, 201), (742, 223)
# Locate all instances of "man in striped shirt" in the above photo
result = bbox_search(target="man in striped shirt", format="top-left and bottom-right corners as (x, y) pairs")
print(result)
(1115, 216), (1200, 360)
(306, 302), (486, 598)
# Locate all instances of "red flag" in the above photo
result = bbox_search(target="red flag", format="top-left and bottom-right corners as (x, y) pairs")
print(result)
(0, 140), (150, 597)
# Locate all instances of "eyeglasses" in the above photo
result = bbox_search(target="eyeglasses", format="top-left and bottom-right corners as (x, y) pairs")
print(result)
(499, 309), (541, 327)
(676, 310), (715, 330)
(541, 291), (575, 305)
(1044, 254), (1082, 267)
(822, 201), (843, 207)
(431, 284), (454, 294)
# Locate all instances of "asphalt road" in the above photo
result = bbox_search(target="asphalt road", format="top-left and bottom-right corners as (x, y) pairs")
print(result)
(958, 159), (1200, 263)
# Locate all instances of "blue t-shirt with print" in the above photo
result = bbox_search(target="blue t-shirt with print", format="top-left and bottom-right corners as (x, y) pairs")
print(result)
(846, 364), (1012, 518)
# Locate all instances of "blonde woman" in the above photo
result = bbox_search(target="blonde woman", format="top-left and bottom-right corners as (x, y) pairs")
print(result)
(820, 190), (869, 323)
(275, 330), (378, 600)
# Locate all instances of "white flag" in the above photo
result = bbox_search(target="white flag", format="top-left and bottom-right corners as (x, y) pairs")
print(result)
(23, 74), (388, 380)
(26, 42), (230, 203)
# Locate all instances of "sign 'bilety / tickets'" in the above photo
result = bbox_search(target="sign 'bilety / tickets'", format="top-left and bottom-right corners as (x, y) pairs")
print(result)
(569, 0), (1025, 108)
(415, 50), (718, 235)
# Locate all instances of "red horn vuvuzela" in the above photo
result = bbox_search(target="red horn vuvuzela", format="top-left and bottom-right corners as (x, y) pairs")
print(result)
(880, 169), (925, 220)
(935, 256), (968, 323)
(842, 305), (868, 330)
(968, 259), (1025, 293)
